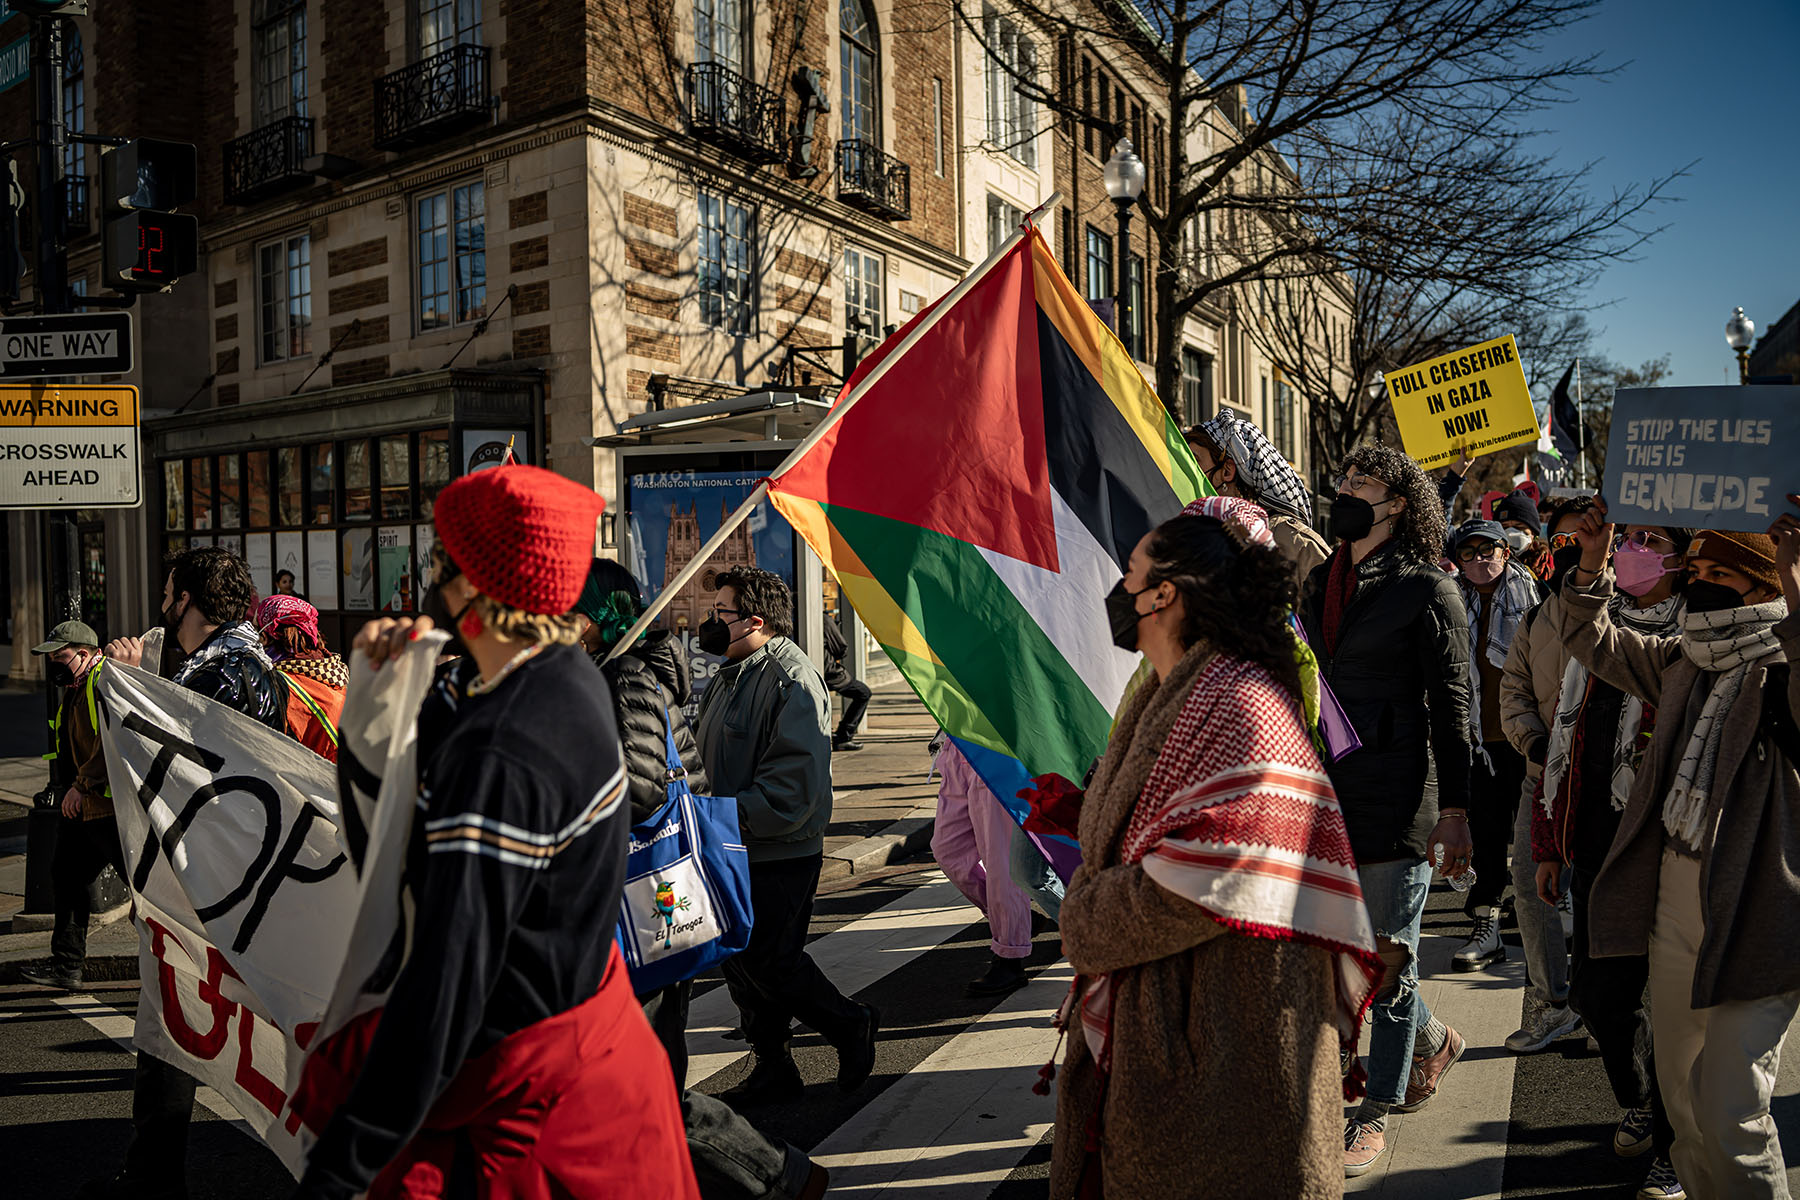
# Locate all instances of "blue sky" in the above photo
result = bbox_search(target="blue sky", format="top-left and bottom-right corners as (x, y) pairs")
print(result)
(1534, 0), (1800, 384)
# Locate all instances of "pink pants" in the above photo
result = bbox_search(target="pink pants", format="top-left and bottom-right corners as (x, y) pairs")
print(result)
(931, 743), (1032, 959)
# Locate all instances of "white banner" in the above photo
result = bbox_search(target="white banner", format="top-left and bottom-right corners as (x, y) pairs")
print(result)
(94, 636), (444, 1174)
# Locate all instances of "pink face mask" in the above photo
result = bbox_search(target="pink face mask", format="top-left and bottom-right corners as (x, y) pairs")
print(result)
(1614, 539), (1676, 596)
(1461, 557), (1506, 587)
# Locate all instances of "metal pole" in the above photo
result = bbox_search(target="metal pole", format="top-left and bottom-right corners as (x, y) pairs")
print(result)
(1574, 358), (1584, 488)
(32, 13), (67, 318)
(1114, 199), (1132, 350)
(602, 189), (1066, 664)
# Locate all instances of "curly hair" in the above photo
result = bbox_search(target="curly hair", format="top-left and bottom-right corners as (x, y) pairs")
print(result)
(1143, 514), (1301, 698)
(715, 566), (794, 640)
(165, 547), (258, 626)
(1338, 444), (1447, 565)
(471, 595), (585, 646)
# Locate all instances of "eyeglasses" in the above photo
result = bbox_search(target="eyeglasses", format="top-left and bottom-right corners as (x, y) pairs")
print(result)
(1455, 544), (1504, 563)
(1333, 471), (1389, 497)
(712, 605), (742, 619)
(1548, 531), (1581, 552)
(1613, 530), (1675, 553)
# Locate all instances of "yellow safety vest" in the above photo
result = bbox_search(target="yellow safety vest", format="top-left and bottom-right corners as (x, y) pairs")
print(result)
(44, 659), (111, 798)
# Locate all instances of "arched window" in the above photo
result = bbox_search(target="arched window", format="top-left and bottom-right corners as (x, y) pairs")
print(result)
(839, 0), (878, 145)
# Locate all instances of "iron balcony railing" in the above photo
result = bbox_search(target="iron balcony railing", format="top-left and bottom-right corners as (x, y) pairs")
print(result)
(223, 116), (315, 206)
(836, 140), (910, 221)
(374, 43), (491, 150)
(63, 175), (88, 234)
(685, 62), (786, 164)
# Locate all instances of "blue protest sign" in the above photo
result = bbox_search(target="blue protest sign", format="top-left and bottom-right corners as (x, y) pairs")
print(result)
(1602, 385), (1800, 534)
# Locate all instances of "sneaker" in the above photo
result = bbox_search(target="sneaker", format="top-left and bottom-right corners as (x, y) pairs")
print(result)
(1504, 1001), (1582, 1053)
(721, 1051), (804, 1106)
(832, 738), (865, 753)
(1637, 1156), (1685, 1198)
(1614, 1103), (1656, 1157)
(1343, 1120), (1386, 1177)
(967, 955), (1029, 997)
(1558, 887), (1576, 941)
(835, 1001), (880, 1091)
(18, 960), (83, 991)
(1396, 1024), (1465, 1112)
(1452, 908), (1505, 972)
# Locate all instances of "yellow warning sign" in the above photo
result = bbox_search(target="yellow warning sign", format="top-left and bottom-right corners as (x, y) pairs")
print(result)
(0, 384), (142, 509)
(1386, 335), (1539, 470)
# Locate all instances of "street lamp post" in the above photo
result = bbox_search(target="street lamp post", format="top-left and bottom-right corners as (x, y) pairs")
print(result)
(1103, 138), (1146, 357)
(1726, 306), (1756, 384)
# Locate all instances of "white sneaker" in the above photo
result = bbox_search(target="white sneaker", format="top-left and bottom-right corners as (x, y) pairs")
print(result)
(1558, 887), (1575, 941)
(1453, 908), (1505, 972)
(1504, 1001), (1582, 1053)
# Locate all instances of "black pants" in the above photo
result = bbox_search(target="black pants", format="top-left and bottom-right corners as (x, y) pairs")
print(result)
(1468, 740), (1524, 912)
(831, 680), (871, 742)
(722, 853), (863, 1058)
(642, 979), (694, 1088)
(49, 814), (126, 971)
(122, 1054), (199, 1184)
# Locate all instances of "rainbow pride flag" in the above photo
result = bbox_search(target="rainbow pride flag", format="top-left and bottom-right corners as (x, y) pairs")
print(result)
(766, 229), (1208, 875)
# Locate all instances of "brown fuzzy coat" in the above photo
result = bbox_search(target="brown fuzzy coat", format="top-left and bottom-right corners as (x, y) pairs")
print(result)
(1050, 643), (1345, 1199)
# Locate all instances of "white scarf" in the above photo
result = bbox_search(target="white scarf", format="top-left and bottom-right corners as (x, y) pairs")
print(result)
(1665, 599), (1788, 849)
(1540, 594), (1682, 818)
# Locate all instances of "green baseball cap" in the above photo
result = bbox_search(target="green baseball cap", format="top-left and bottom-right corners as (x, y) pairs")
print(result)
(31, 619), (99, 655)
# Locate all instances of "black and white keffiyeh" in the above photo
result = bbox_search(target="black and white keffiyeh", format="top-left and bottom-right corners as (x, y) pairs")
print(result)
(1200, 411), (1313, 524)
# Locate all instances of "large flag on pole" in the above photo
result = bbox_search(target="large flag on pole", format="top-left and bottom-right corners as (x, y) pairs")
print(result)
(1549, 360), (1587, 464)
(766, 227), (1207, 874)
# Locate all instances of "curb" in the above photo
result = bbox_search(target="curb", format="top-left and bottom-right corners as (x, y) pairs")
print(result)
(820, 806), (935, 882)
(0, 951), (138, 986)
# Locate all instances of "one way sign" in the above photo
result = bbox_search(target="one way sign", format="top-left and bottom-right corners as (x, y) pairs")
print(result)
(0, 313), (133, 378)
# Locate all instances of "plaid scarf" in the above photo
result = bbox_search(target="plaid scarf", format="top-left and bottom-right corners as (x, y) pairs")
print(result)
(279, 651), (350, 691)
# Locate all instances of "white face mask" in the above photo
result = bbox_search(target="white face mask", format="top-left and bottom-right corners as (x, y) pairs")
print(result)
(1503, 528), (1532, 553)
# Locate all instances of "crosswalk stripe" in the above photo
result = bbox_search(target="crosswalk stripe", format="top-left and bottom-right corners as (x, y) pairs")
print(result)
(686, 874), (982, 1085)
(809, 962), (1070, 1194)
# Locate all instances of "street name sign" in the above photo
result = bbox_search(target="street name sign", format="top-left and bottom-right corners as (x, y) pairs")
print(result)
(0, 383), (140, 508)
(0, 33), (25, 96)
(0, 313), (133, 377)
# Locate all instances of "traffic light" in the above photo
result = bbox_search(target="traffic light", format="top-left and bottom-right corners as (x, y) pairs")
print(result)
(100, 138), (198, 293)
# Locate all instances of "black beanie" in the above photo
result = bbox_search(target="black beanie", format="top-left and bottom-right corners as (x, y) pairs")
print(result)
(1494, 491), (1542, 535)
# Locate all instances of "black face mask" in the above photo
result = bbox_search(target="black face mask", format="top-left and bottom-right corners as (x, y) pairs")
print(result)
(1549, 544), (1584, 587)
(1329, 494), (1384, 543)
(696, 614), (751, 658)
(162, 596), (187, 636)
(1683, 579), (1752, 615)
(421, 581), (474, 657)
(47, 659), (77, 689)
(1104, 580), (1156, 652)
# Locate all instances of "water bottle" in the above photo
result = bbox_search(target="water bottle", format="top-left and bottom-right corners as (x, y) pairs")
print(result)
(1433, 842), (1475, 893)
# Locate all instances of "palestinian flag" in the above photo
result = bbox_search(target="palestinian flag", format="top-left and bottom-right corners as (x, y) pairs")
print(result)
(766, 228), (1208, 877)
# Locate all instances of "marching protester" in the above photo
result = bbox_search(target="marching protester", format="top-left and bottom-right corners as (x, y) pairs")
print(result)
(1298, 444), (1474, 1176)
(255, 595), (348, 762)
(292, 465), (696, 1199)
(579, 557), (830, 1200)
(693, 567), (878, 1105)
(1495, 489), (1554, 581)
(1558, 505), (1800, 1200)
(20, 621), (119, 993)
(1494, 498), (1599, 1056)
(81, 548), (292, 1200)
(933, 735), (1034, 996)
(1528, 517), (1691, 1197)
(1448, 518), (1544, 972)
(1049, 510), (1378, 1197)
(1186, 411), (1329, 584)
(823, 606), (872, 752)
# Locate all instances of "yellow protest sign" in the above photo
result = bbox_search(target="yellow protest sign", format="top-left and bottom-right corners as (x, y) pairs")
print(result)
(1386, 335), (1539, 470)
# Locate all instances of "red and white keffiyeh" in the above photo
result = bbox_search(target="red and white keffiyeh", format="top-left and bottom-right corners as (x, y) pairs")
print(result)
(254, 594), (321, 646)
(1070, 655), (1380, 1087)
(1180, 494), (1274, 548)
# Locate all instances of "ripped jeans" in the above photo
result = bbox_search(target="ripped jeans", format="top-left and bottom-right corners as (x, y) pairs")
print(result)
(1356, 856), (1436, 1108)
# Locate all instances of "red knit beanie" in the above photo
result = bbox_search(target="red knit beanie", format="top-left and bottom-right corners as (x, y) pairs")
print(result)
(433, 465), (606, 615)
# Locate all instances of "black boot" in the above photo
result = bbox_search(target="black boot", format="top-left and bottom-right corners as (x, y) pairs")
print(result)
(835, 1002), (880, 1091)
(966, 955), (1029, 997)
(832, 734), (864, 752)
(721, 1050), (804, 1107)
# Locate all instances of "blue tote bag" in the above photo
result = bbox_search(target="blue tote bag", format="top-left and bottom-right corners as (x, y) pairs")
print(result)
(615, 717), (754, 994)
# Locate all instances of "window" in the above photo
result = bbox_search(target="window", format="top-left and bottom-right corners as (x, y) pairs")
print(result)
(1260, 376), (1269, 431)
(258, 233), (313, 362)
(698, 190), (753, 335)
(843, 246), (883, 336)
(982, 6), (1037, 169)
(1274, 379), (1298, 462)
(694, 0), (747, 73)
(416, 180), (486, 330)
(1084, 225), (1111, 303)
(62, 27), (84, 214)
(254, 0), (308, 126)
(1181, 348), (1212, 427)
(931, 78), (944, 176)
(840, 0), (879, 145)
(1125, 253), (1145, 360)
(1081, 57), (1093, 156)
(987, 194), (1023, 255)
(418, 0), (481, 57)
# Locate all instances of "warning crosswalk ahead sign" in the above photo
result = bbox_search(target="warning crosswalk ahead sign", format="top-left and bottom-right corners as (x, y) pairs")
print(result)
(0, 383), (141, 509)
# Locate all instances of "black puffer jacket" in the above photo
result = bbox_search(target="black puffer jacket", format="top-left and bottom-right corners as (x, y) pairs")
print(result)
(1300, 539), (1474, 865)
(598, 630), (707, 821)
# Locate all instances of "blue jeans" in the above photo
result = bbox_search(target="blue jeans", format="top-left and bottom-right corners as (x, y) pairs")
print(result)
(1009, 823), (1063, 923)
(1357, 857), (1435, 1109)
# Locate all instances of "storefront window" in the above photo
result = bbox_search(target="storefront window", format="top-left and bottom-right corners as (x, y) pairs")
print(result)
(419, 428), (450, 518)
(277, 447), (303, 525)
(190, 456), (213, 530)
(379, 434), (412, 520)
(247, 451), (272, 527)
(344, 439), (372, 522)
(218, 455), (242, 529)
(163, 460), (186, 531)
(308, 442), (334, 524)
